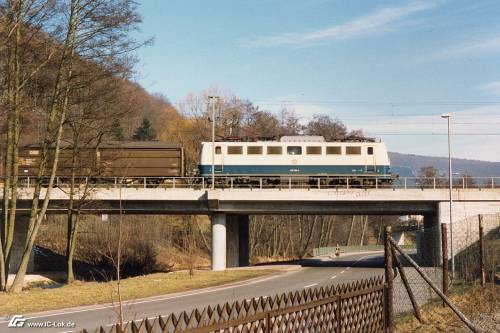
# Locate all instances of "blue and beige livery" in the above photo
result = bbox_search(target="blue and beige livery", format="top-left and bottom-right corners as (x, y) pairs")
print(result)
(199, 136), (393, 186)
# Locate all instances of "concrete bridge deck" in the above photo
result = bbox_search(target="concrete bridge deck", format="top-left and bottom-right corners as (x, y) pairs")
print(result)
(7, 188), (500, 214)
(4, 187), (500, 272)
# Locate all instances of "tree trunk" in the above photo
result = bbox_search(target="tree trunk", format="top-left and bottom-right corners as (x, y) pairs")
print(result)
(66, 211), (79, 283)
(347, 215), (355, 246)
(360, 216), (368, 246)
(299, 216), (317, 258)
(9, 0), (81, 292)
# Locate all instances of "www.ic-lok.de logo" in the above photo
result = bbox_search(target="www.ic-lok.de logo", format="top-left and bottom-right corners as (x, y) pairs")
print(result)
(8, 315), (26, 328)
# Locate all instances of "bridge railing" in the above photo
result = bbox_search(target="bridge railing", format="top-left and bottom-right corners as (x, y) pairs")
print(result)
(2, 176), (500, 190)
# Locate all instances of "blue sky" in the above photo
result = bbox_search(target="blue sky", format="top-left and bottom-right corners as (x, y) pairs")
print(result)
(135, 0), (500, 161)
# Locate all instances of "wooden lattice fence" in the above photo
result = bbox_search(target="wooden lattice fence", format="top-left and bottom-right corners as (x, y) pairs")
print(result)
(81, 276), (385, 333)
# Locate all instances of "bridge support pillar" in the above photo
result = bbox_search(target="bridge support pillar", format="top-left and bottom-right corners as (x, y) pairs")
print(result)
(211, 213), (227, 271)
(227, 215), (250, 268)
(416, 213), (442, 266)
(211, 213), (250, 271)
(10, 214), (35, 274)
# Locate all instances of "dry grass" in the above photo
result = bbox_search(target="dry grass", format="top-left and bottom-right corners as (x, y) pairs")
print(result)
(396, 284), (499, 333)
(0, 270), (273, 315)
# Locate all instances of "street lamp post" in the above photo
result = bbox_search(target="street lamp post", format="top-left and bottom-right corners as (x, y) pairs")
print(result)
(441, 113), (455, 279)
(208, 96), (219, 189)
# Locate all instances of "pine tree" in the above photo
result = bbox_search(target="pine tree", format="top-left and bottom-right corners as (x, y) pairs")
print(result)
(111, 119), (124, 141)
(133, 117), (156, 141)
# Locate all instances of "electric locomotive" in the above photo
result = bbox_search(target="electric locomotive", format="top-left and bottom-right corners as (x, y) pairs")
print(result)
(198, 136), (393, 187)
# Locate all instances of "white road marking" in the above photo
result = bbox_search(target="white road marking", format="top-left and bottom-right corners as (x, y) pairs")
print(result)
(304, 283), (318, 289)
(322, 252), (381, 286)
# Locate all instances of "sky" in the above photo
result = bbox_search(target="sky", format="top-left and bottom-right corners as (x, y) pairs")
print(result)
(134, 0), (500, 162)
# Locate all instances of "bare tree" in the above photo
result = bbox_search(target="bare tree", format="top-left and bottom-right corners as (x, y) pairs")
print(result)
(305, 114), (347, 140)
(0, 0), (58, 291)
(6, 0), (145, 292)
(418, 166), (446, 188)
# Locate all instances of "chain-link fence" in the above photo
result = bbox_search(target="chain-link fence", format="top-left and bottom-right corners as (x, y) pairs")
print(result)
(451, 213), (499, 284)
(388, 213), (499, 328)
(393, 224), (444, 314)
(392, 215), (500, 314)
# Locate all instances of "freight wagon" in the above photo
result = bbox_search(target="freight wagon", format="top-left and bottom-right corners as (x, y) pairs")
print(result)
(17, 141), (185, 179)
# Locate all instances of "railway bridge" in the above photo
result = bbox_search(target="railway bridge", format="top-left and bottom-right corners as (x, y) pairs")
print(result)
(6, 177), (500, 272)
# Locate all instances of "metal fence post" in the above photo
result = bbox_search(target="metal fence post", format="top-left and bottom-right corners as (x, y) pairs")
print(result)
(336, 295), (342, 333)
(441, 223), (449, 305)
(479, 215), (486, 288)
(288, 177), (291, 189)
(346, 177), (349, 189)
(27, 177), (30, 188)
(404, 177), (407, 189)
(259, 178), (263, 189)
(384, 226), (394, 333)
(266, 311), (271, 333)
(317, 178), (321, 189)
(433, 178), (436, 190)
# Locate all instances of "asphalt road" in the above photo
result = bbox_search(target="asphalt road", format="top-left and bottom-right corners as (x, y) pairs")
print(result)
(0, 252), (385, 333)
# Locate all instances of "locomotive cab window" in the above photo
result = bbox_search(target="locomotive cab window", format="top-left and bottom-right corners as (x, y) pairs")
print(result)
(367, 147), (374, 155)
(227, 146), (243, 155)
(215, 146), (222, 154)
(346, 146), (361, 155)
(306, 146), (322, 155)
(267, 146), (282, 155)
(326, 146), (342, 155)
(247, 146), (263, 154)
(287, 146), (302, 155)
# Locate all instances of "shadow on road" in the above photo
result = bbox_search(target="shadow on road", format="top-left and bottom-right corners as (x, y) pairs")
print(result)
(254, 252), (386, 269)
(300, 254), (385, 268)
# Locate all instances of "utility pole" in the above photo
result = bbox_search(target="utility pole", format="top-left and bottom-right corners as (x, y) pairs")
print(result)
(441, 113), (454, 279)
(208, 96), (219, 190)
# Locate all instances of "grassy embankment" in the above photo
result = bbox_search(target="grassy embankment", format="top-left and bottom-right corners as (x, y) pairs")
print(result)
(395, 284), (498, 333)
(0, 270), (273, 315)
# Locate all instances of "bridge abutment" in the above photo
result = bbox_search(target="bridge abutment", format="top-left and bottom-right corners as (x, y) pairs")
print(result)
(211, 213), (250, 271)
(10, 214), (35, 274)
(437, 201), (500, 260)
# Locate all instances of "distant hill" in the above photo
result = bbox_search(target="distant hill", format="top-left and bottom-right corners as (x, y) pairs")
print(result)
(389, 152), (500, 177)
